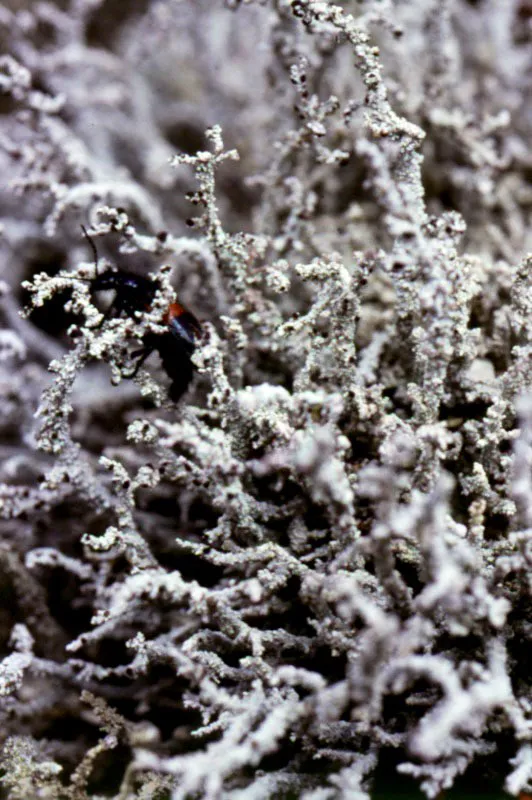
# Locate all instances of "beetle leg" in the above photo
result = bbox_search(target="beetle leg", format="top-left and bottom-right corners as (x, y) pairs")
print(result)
(121, 346), (153, 378)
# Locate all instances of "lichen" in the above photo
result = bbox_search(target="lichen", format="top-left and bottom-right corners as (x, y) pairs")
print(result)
(0, 1), (531, 798)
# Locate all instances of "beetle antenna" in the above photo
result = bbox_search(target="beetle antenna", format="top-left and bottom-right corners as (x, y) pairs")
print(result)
(80, 224), (99, 277)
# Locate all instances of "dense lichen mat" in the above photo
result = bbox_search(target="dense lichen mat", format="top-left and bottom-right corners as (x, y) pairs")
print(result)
(0, 1), (531, 798)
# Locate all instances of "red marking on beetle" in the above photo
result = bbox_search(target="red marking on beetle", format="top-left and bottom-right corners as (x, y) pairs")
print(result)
(163, 301), (186, 324)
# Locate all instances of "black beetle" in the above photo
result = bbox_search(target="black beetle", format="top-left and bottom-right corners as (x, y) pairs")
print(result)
(81, 226), (201, 400)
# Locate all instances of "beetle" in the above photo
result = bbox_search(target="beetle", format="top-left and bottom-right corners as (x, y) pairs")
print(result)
(123, 301), (202, 401)
(80, 226), (201, 401)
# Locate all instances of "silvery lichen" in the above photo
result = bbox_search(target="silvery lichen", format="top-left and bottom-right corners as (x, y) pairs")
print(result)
(0, 1), (531, 798)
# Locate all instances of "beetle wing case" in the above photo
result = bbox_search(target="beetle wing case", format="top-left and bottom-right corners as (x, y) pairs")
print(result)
(166, 308), (202, 355)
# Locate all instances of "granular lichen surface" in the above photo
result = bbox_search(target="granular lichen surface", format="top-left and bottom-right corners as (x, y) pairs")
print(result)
(0, 1), (531, 798)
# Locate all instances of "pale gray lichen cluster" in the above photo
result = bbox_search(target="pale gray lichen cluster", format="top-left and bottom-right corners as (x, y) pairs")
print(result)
(0, 1), (531, 798)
